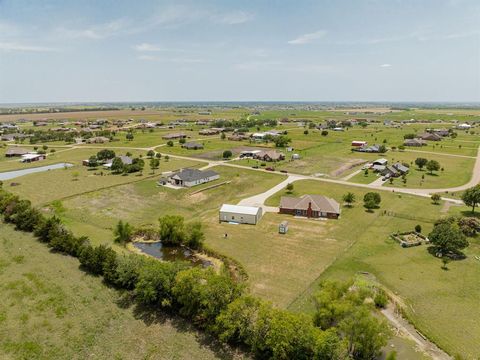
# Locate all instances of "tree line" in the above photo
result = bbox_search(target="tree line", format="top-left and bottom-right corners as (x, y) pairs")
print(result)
(0, 188), (392, 360)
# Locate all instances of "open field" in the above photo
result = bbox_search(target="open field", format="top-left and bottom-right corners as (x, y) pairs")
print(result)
(58, 166), (284, 246)
(6, 152), (201, 205)
(0, 223), (245, 360)
(267, 180), (480, 358)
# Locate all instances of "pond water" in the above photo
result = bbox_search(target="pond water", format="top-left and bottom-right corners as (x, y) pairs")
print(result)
(0, 163), (73, 181)
(133, 242), (212, 268)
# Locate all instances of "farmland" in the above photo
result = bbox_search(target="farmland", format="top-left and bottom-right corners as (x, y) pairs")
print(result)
(1, 104), (480, 359)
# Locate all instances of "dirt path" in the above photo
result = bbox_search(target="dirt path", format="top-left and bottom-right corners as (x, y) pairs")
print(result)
(381, 303), (451, 360)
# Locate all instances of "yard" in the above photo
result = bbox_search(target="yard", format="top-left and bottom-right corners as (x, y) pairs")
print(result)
(268, 180), (480, 358)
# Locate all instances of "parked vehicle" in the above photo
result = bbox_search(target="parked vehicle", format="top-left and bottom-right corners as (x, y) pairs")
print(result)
(265, 167), (275, 171)
(280, 170), (288, 173)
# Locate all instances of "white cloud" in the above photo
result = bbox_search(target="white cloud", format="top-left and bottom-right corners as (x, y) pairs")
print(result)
(150, 5), (253, 27)
(444, 30), (480, 39)
(57, 18), (131, 40)
(137, 54), (204, 63)
(0, 42), (57, 52)
(134, 43), (162, 52)
(214, 10), (254, 25)
(288, 30), (327, 45)
(380, 63), (392, 68)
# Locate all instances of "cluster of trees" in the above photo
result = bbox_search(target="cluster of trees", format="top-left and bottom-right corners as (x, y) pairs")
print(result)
(272, 135), (291, 148)
(211, 118), (277, 129)
(414, 157), (441, 174)
(428, 218), (470, 260)
(158, 215), (205, 250)
(363, 192), (381, 212)
(0, 187), (392, 359)
(88, 149), (116, 167)
(112, 157), (145, 174)
(23, 129), (115, 144)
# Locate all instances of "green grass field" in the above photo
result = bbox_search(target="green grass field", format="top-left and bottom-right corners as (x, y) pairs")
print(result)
(0, 223), (245, 360)
(266, 180), (480, 358)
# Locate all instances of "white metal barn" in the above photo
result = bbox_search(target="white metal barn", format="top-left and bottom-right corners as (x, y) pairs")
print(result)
(219, 204), (263, 225)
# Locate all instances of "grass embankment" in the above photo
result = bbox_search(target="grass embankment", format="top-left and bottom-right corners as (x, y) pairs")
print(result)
(0, 223), (244, 360)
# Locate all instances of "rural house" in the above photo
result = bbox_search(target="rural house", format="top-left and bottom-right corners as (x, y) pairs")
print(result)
(279, 194), (340, 219)
(5, 147), (29, 157)
(419, 133), (442, 141)
(162, 133), (187, 140)
(160, 168), (219, 187)
(404, 138), (426, 147)
(219, 204), (263, 225)
(253, 150), (285, 162)
(21, 153), (46, 163)
(181, 142), (204, 150)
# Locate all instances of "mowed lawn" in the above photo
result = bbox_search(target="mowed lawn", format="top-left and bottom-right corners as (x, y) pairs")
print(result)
(59, 166), (285, 247)
(7, 150), (201, 205)
(0, 223), (245, 360)
(273, 180), (480, 358)
(345, 149), (476, 189)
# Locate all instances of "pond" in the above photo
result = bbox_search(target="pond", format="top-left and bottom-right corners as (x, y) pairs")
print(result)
(132, 242), (212, 268)
(0, 163), (73, 181)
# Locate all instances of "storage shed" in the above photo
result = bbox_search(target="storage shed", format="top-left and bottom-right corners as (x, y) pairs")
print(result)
(279, 221), (288, 234)
(219, 204), (263, 225)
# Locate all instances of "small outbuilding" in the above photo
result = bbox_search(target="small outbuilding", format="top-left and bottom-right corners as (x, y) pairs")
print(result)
(279, 221), (289, 234)
(219, 204), (263, 225)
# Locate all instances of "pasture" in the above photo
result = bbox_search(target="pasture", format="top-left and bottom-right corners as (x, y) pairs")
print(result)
(0, 223), (244, 360)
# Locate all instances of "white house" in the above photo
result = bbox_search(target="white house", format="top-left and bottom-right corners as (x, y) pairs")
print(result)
(219, 204), (263, 225)
(161, 168), (219, 187)
(457, 123), (471, 130)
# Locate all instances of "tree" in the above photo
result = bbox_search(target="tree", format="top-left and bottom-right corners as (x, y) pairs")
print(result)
(378, 145), (387, 153)
(426, 160), (440, 175)
(149, 158), (160, 173)
(97, 149), (115, 161)
(461, 185), (480, 214)
(113, 220), (133, 244)
(339, 307), (390, 360)
(342, 192), (356, 207)
(165, 155), (170, 162)
(158, 215), (185, 245)
(221, 132), (226, 140)
(110, 157), (124, 174)
(185, 221), (205, 249)
(147, 150), (155, 158)
(222, 150), (233, 159)
(431, 193), (441, 205)
(126, 132), (134, 141)
(321, 130), (328, 136)
(87, 155), (98, 168)
(179, 138), (186, 144)
(72, 171), (79, 181)
(415, 157), (428, 170)
(273, 135), (291, 148)
(167, 140), (174, 147)
(286, 183), (294, 193)
(155, 152), (162, 159)
(304, 130), (309, 135)
(363, 192), (381, 211)
(428, 222), (469, 258)
(415, 224), (422, 233)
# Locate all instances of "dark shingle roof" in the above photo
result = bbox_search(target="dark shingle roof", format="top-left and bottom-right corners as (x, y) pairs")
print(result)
(170, 168), (218, 182)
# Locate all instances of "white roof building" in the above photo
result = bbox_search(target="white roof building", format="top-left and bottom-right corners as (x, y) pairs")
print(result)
(219, 204), (263, 225)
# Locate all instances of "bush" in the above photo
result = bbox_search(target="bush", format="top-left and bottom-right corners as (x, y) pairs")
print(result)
(135, 259), (187, 306)
(374, 290), (388, 308)
(222, 150), (233, 159)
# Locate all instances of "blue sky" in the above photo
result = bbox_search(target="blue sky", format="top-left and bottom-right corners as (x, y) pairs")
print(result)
(0, 0), (479, 103)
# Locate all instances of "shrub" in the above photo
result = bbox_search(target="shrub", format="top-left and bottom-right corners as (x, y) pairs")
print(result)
(374, 290), (388, 308)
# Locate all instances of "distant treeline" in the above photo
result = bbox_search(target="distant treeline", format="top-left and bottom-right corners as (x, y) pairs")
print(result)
(0, 107), (120, 115)
(0, 188), (391, 360)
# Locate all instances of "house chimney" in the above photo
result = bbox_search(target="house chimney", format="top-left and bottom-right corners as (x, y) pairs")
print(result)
(308, 202), (312, 210)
